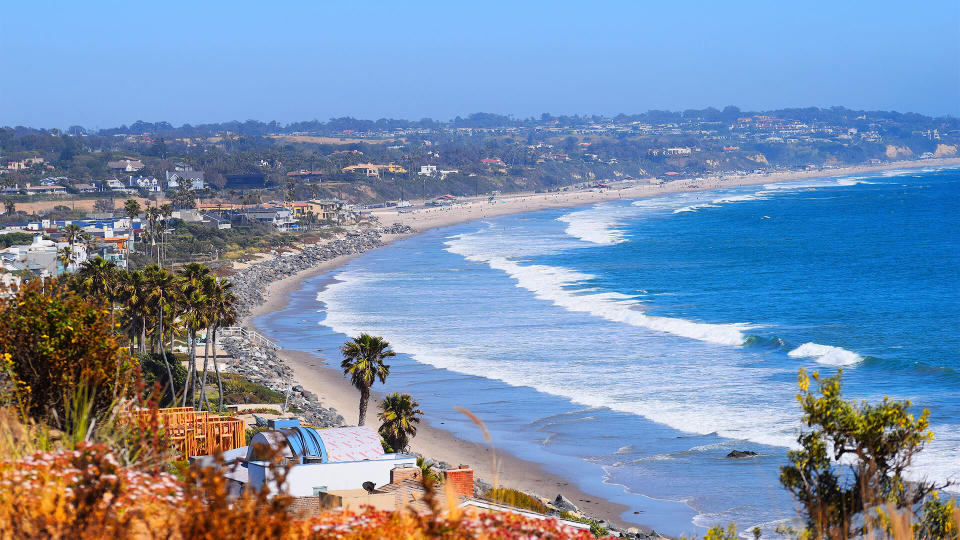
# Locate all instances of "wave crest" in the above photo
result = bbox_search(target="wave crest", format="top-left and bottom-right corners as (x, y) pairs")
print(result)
(788, 342), (863, 366)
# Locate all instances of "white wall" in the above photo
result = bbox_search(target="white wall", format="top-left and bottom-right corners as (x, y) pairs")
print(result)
(248, 455), (417, 497)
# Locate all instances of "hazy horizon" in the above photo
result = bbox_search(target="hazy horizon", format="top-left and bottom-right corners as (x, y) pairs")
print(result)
(2, 0), (958, 128)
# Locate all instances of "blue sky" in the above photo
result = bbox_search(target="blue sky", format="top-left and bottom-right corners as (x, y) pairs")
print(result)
(2, 0), (958, 128)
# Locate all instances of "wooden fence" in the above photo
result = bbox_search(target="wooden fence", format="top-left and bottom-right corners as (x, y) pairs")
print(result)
(128, 407), (246, 460)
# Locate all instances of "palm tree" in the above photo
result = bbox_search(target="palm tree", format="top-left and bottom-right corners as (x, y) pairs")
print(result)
(75, 257), (119, 323)
(143, 264), (177, 402)
(416, 456), (440, 483)
(196, 274), (219, 410)
(117, 269), (149, 353)
(124, 199), (141, 266)
(206, 279), (237, 411)
(57, 246), (73, 272)
(145, 206), (162, 263)
(159, 204), (173, 265)
(177, 263), (211, 407)
(340, 333), (394, 426)
(378, 392), (422, 452)
(59, 223), (84, 272)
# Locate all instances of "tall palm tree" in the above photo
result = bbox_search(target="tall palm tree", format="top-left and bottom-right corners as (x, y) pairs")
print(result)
(206, 278), (237, 411)
(378, 392), (422, 452)
(145, 206), (162, 263)
(75, 257), (119, 323)
(340, 333), (394, 426)
(58, 223), (84, 272)
(123, 199), (141, 266)
(62, 223), (83, 245)
(143, 264), (177, 402)
(117, 269), (149, 353)
(159, 204), (173, 265)
(196, 274), (219, 410)
(177, 263), (211, 407)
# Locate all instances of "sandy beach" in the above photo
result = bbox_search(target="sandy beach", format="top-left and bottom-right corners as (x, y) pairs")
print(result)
(241, 156), (960, 531)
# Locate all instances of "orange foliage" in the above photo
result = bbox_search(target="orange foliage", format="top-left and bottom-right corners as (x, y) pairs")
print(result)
(0, 443), (594, 540)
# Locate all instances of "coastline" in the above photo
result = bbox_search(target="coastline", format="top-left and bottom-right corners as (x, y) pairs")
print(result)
(239, 156), (960, 532)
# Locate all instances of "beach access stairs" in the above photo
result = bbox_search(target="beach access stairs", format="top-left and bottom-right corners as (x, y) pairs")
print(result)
(220, 326), (279, 350)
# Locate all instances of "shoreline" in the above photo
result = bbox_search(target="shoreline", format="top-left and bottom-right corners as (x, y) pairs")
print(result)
(238, 157), (960, 532)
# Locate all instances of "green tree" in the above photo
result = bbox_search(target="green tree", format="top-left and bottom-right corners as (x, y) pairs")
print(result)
(3, 199), (14, 216)
(780, 369), (950, 539)
(377, 392), (422, 452)
(340, 333), (394, 426)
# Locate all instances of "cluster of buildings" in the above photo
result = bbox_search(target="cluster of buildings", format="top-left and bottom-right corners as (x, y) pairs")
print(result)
(0, 217), (136, 290)
(0, 163), (207, 197)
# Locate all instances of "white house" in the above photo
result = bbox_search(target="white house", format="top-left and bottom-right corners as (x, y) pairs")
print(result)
(242, 423), (417, 497)
(166, 168), (205, 190)
(129, 175), (161, 192)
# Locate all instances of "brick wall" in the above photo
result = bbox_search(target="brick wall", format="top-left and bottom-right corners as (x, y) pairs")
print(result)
(289, 495), (321, 517)
(391, 466), (420, 483)
(444, 466), (474, 498)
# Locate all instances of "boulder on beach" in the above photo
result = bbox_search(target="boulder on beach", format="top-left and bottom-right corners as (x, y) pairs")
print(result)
(726, 450), (758, 458)
(553, 493), (579, 512)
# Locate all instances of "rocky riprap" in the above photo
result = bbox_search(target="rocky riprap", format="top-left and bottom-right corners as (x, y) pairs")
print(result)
(230, 223), (413, 317)
(218, 332), (345, 428)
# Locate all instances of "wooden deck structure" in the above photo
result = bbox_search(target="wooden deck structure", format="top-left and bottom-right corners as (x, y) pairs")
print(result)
(129, 407), (246, 459)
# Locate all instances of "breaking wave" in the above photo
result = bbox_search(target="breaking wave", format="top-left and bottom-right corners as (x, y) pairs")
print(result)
(445, 230), (749, 346)
(788, 342), (863, 366)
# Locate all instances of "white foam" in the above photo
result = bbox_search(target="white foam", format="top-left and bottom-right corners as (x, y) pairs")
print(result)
(787, 342), (863, 366)
(556, 203), (633, 245)
(445, 232), (749, 346)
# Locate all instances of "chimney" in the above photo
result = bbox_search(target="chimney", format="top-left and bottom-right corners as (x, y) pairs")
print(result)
(443, 465), (474, 498)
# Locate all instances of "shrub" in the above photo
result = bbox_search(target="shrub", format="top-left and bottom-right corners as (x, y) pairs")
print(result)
(217, 373), (284, 404)
(0, 280), (134, 422)
(484, 487), (547, 514)
(780, 369), (958, 538)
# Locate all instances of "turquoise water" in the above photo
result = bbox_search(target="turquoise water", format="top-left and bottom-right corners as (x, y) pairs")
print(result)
(256, 166), (960, 536)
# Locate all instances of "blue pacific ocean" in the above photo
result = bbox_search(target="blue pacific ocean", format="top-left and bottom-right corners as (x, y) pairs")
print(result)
(255, 166), (960, 536)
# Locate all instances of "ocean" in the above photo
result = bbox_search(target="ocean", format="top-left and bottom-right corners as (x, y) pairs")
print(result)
(255, 166), (960, 536)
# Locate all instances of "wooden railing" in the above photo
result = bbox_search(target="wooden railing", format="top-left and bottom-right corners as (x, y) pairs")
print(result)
(127, 407), (246, 460)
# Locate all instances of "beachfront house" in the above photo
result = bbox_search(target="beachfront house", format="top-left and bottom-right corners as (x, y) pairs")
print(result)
(244, 423), (417, 496)
(239, 206), (297, 231)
